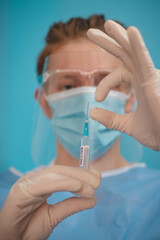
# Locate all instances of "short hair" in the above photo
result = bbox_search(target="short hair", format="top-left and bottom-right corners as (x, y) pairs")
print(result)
(37, 15), (125, 76)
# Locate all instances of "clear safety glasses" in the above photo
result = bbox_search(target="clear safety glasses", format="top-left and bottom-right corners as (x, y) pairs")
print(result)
(38, 51), (131, 96)
(42, 68), (112, 95)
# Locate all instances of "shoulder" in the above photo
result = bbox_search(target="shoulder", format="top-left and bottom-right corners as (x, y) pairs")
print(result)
(101, 163), (160, 188)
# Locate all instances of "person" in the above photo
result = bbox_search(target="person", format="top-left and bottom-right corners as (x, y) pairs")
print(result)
(0, 14), (160, 240)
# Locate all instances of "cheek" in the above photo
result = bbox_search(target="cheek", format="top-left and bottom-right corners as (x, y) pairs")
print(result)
(40, 96), (53, 119)
(45, 103), (53, 118)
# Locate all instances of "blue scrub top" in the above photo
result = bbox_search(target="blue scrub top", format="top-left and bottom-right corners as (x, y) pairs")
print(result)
(1, 164), (160, 240)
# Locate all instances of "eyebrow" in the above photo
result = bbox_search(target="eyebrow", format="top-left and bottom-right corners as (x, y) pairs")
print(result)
(58, 73), (80, 80)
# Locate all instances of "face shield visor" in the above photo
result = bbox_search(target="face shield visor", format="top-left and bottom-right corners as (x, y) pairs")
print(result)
(32, 51), (142, 167)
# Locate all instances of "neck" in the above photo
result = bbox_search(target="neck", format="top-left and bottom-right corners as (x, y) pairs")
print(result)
(54, 138), (129, 172)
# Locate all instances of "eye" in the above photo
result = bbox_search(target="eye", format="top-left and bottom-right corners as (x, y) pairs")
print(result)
(58, 81), (77, 91)
(63, 84), (74, 90)
(57, 74), (81, 91)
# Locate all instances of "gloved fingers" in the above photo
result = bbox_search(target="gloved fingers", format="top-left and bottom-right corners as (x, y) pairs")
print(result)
(90, 107), (132, 135)
(94, 66), (132, 102)
(19, 166), (101, 198)
(24, 172), (98, 198)
(22, 174), (83, 198)
(33, 180), (95, 198)
(127, 26), (157, 81)
(73, 181), (95, 198)
(87, 28), (133, 71)
(28, 171), (68, 183)
(46, 165), (101, 189)
(29, 166), (101, 185)
(104, 20), (132, 56)
(49, 196), (97, 229)
(89, 168), (102, 179)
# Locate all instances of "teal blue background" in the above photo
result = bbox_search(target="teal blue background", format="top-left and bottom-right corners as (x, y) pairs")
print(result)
(0, 0), (160, 174)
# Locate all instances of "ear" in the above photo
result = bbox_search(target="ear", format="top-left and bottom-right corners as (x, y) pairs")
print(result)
(34, 88), (39, 100)
(34, 88), (53, 118)
(124, 91), (136, 113)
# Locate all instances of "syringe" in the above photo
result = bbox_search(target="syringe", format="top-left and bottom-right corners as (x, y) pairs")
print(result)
(80, 102), (90, 169)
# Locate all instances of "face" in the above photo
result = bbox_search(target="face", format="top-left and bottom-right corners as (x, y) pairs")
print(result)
(35, 38), (135, 118)
(43, 38), (130, 95)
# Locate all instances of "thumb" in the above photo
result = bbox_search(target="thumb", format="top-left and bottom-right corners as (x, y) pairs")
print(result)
(49, 196), (97, 229)
(90, 107), (132, 135)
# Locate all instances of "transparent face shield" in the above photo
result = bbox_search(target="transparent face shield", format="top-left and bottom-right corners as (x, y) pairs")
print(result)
(32, 51), (142, 167)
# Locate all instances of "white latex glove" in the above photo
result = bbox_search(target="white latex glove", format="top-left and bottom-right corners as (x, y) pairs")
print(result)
(87, 20), (160, 151)
(0, 165), (101, 240)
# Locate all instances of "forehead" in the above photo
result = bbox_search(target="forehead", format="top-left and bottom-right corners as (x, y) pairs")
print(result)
(46, 38), (121, 71)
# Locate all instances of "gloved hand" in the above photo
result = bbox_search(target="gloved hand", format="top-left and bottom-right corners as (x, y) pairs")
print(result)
(0, 165), (101, 240)
(87, 20), (160, 151)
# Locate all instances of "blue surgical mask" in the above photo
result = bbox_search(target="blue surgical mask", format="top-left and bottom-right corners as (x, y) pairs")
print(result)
(46, 87), (128, 161)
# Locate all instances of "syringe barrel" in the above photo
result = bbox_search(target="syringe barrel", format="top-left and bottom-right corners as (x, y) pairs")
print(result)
(81, 136), (89, 146)
(80, 136), (89, 169)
